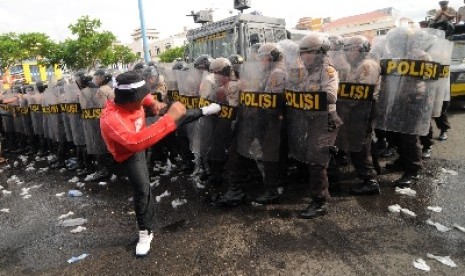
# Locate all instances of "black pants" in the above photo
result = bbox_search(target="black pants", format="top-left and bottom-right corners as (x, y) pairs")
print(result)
(390, 132), (422, 174)
(420, 125), (434, 150)
(434, 101), (450, 132)
(349, 135), (377, 181)
(123, 151), (156, 231)
(430, 21), (455, 37)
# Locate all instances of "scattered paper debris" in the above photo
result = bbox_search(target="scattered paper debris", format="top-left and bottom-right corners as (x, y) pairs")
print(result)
(427, 206), (443, 213)
(388, 204), (402, 213)
(67, 190), (83, 197)
(59, 168), (67, 173)
(427, 253), (457, 268)
(38, 167), (49, 173)
(13, 161), (19, 167)
(23, 194), (32, 199)
(441, 168), (458, 176)
(7, 175), (20, 184)
(56, 192), (65, 197)
(426, 219), (451, 232)
(395, 187), (417, 197)
(70, 226), (86, 233)
(195, 181), (205, 189)
(128, 197), (133, 202)
(59, 211), (74, 220)
(68, 176), (79, 183)
(2, 190), (12, 195)
(156, 190), (171, 202)
(98, 182), (107, 186)
(453, 224), (465, 233)
(76, 182), (85, 188)
(110, 174), (117, 182)
(171, 198), (187, 208)
(0, 208), (10, 213)
(59, 218), (87, 227)
(25, 167), (36, 173)
(84, 173), (96, 182)
(170, 176), (178, 182)
(127, 211), (136, 215)
(413, 258), (430, 271)
(251, 202), (263, 207)
(20, 187), (31, 196)
(400, 208), (417, 217)
(0, 185), (4, 190)
(67, 253), (89, 264)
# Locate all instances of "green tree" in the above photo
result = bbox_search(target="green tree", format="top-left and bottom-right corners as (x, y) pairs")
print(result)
(63, 15), (116, 71)
(101, 44), (138, 68)
(158, 46), (185, 63)
(0, 33), (21, 69)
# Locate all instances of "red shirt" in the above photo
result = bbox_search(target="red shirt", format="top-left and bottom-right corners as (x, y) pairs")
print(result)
(100, 94), (177, 162)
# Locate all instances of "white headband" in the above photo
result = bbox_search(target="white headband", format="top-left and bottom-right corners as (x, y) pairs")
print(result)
(115, 80), (145, 90)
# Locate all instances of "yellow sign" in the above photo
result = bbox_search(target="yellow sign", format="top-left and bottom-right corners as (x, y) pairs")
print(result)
(338, 83), (374, 101)
(240, 92), (281, 109)
(64, 103), (81, 114)
(167, 90), (179, 102)
(439, 65), (450, 78)
(285, 90), (327, 111)
(172, 92), (200, 109)
(49, 104), (61, 114)
(382, 59), (440, 80)
(29, 104), (42, 112)
(199, 97), (237, 120)
(81, 108), (102, 119)
(194, 31), (227, 43)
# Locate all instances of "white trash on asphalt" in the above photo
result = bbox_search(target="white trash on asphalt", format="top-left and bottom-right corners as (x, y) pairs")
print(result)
(67, 253), (89, 264)
(84, 173), (96, 182)
(0, 208), (10, 213)
(395, 187), (417, 197)
(171, 198), (187, 208)
(427, 206), (443, 213)
(400, 208), (417, 217)
(195, 181), (205, 189)
(23, 194), (32, 199)
(59, 168), (67, 173)
(170, 176), (178, 182)
(0, 184), (4, 190)
(426, 219), (451, 232)
(70, 226), (86, 233)
(25, 166), (36, 173)
(155, 190), (171, 202)
(58, 211), (74, 220)
(2, 190), (12, 195)
(56, 192), (65, 197)
(413, 258), (430, 271)
(76, 182), (85, 188)
(388, 204), (402, 213)
(440, 168), (458, 176)
(38, 167), (49, 173)
(426, 253), (457, 268)
(20, 187), (31, 196)
(68, 176), (79, 183)
(13, 161), (19, 167)
(67, 190), (83, 197)
(98, 182), (107, 186)
(453, 224), (465, 233)
(7, 175), (20, 185)
(59, 218), (87, 227)
(110, 174), (117, 182)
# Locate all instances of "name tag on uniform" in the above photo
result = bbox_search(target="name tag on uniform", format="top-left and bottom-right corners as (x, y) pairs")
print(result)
(285, 90), (327, 111)
(81, 108), (102, 119)
(199, 97), (237, 120)
(381, 59), (440, 80)
(240, 92), (282, 109)
(338, 82), (375, 101)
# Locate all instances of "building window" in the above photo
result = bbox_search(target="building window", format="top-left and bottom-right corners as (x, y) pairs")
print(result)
(377, 29), (389, 36)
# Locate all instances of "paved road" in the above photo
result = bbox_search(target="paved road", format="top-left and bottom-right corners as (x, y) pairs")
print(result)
(1, 108), (465, 275)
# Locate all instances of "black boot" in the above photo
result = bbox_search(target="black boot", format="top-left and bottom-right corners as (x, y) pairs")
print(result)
(395, 173), (419, 187)
(351, 179), (380, 196)
(217, 187), (246, 207)
(255, 188), (282, 204)
(300, 199), (328, 219)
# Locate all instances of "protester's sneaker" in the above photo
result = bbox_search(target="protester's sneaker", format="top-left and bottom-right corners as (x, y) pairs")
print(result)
(438, 131), (448, 141)
(136, 230), (153, 257)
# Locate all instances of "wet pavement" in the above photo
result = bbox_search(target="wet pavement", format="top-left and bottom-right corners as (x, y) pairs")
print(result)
(1, 109), (465, 275)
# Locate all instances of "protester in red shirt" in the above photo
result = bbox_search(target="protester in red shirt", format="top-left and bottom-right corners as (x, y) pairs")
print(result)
(100, 70), (220, 256)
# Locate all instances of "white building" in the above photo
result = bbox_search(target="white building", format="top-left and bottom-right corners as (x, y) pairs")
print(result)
(129, 28), (160, 60)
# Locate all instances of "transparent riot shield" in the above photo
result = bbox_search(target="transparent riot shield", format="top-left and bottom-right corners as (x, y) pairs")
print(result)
(79, 85), (107, 155)
(197, 71), (238, 161)
(28, 92), (44, 136)
(376, 27), (439, 136)
(20, 92), (32, 137)
(11, 92), (24, 135)
(234, 61), (285, 162)
(65, 82), (86, 146)
(162, 68), (179, 102)
(1, 91), (15, 133)
(335, 50), (378, 152)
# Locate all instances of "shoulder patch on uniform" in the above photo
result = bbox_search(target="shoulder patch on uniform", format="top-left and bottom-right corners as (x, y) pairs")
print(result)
(327, 66), (336, 77)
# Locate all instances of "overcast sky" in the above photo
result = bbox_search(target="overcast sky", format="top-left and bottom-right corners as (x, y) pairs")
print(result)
(0, 0), (464, 43)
